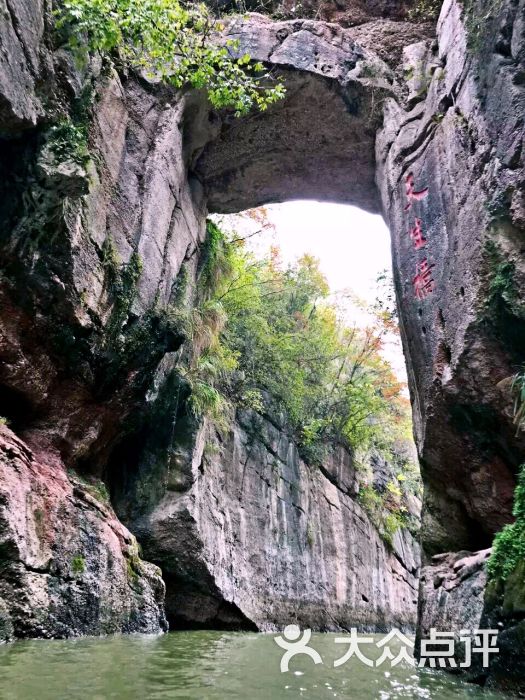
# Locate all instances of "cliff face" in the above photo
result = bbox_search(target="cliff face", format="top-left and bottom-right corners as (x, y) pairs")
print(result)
(378, 0), (525, 555)
(0, 0), (210, 638)
(0, 426), (167, 640)
(377, 1), (525, 690)
(113, 409), (420, 631)
(1, 0), (525, 690)
(0, 0), (421, 639)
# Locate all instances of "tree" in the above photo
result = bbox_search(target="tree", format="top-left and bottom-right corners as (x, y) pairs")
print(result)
(56, 0), (285, 115)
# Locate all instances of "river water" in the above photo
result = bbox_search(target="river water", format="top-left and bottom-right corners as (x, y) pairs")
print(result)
(0, 631), (509, 699)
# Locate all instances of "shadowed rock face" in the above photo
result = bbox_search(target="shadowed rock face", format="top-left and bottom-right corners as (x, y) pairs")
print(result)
(378, 0), (525, 554)
(197, 14), (427, 213)
(0, 426), (167, 640)
(416, 549), (490, 650)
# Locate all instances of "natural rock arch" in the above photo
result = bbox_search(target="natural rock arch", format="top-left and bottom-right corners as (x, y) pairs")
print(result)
(189, 5), (525, 561)
(195, 15), (395, 214)
(1, 1), (525, 681)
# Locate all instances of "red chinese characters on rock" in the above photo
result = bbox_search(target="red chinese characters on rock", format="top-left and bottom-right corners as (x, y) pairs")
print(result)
(402, 172), (435, 300)
(413, 259), (435, 300)
(409, 218), (427, 251)
(404, 173), (429, 212)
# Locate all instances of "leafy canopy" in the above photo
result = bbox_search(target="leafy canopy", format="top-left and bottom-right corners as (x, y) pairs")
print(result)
(188, 222), (414, 461)
(56, 0), (285, 115)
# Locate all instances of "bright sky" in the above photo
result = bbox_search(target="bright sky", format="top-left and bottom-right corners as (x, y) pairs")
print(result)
(214, 201), (408, 384)
(257, 201), (391, 303)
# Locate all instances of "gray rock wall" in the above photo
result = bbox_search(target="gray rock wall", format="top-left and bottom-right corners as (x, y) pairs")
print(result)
(377, 0), (525, 554)
(130, 410), (420, 632)
(416, 549), (489, 644)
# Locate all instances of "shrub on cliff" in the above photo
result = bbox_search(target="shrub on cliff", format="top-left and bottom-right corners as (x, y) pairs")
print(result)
(56, 0), (285, 115)
(186, 222), (415, 463)
(172, 220), (420, 541)
(488, 463), (525, 582)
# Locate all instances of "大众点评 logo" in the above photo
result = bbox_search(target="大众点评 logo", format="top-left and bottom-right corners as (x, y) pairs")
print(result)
(274, 626), (499, 673)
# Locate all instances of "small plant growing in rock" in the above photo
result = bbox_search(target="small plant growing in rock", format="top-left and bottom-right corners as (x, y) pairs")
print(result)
(45, 119), (90, 168)
(459, 0), (505, 53)
(408, 0), (443, 22)
(71, 555), (86, 575)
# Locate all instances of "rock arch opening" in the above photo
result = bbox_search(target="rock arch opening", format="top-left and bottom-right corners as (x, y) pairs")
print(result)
(193, 16), (392, 215)
(180, 10), (522, 563)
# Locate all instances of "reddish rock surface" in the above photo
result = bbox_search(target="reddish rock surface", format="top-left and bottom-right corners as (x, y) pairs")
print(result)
(0, 426), (166, 639)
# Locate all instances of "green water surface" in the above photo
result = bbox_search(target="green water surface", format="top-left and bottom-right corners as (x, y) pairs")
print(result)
(0, 631), (510, 699)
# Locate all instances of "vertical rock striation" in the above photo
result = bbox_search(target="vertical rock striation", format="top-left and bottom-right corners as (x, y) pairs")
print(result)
(377, 0), (525, 554)
(117, 410), (420, 632)
(376, 0), (525, 690)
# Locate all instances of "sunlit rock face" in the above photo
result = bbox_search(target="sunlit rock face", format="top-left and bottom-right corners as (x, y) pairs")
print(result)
(0, 0), (46, 130)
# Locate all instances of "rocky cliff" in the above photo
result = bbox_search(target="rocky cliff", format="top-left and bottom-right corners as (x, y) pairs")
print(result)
(378, 0), (525, 556)
(0, 0), (422, 639)
(0, 425), (167, 640)
(1, 0), (525, 691)
(112, 409), (420, 631)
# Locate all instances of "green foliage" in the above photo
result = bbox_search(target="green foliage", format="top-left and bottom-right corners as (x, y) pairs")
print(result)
(126, 554), (142, 585)
(182, 222), (415, 469)
(45, 119), (90, 167)
(408, 0), (442, 21)
(357, 485), (408, 547)
(125, 539), (145, 587)
(56, 0), (285, 115)
(215, 242), (413, 460)
(488, 464), (525, 582)
(514, 465), (525, 521)
(71, 555), (86, 575)
(170, 220), (419, 548)
(199, 221), (236, 301)
(0, 417), (7, 426)
(68, 469), (111, 504)
(483, 240), (520, 318)
(103, 241), (144, 343)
